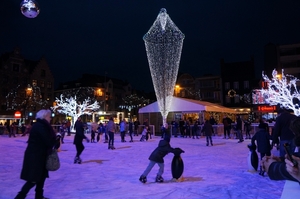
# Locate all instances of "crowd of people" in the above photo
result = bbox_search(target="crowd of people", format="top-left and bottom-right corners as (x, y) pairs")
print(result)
(5, 107), (300, 198)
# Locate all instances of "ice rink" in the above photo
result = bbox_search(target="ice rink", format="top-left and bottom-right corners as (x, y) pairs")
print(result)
(0, 133), (285, 199)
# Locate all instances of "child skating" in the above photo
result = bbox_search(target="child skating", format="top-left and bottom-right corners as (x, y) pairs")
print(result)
(139, 125), (184, 183)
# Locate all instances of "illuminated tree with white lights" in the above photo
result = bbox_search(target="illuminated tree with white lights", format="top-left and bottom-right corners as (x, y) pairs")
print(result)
(144, 8), (185, 125)
(52, 94), (100, 130)
(261, 69), (300, 116)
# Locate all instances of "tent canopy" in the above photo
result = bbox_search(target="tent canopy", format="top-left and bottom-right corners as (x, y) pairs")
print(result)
(139, 97), (236, 114)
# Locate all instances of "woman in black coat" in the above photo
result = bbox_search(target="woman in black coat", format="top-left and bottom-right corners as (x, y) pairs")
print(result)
(15, 109), (57, 199)
(73, 117), (89, 164)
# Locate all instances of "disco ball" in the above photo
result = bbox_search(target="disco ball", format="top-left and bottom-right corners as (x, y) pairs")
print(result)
(20, 0), (40, 18)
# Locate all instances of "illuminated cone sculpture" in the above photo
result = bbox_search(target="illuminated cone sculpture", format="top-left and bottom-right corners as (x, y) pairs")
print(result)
(143, 8), (185, 125)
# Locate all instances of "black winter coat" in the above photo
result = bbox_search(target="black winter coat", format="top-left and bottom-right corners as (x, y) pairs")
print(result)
(73, 120), (87, 144)
(251, 129), (272, 154)
(201, 122), (213, 136)
(149, 140), (176, 163)
(20, 119), (56, 182)
(273, 111), (297, 142)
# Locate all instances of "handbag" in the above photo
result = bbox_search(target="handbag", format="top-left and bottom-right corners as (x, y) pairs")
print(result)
(46, 148), (60, 171)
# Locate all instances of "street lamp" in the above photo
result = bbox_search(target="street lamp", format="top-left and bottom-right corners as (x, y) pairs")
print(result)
(23, 84), (33, 123)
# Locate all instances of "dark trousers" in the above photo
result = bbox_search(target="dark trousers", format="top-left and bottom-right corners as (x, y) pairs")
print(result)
(224, 127), (231, 138)
(206, 136), (213, 145)
(129, 131), (133, 141)
(108, 131), (114, 146)
(120, 131), (126, 141)
(15, 177), (46, 199)
(75, 142), (85, 157)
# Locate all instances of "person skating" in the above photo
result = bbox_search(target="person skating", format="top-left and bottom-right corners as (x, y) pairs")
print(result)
(73, 117), (90, 164)
(139, 129), (184, 183)
(106, 117), (116, 149)
(201, 120), (214, 146)
(251, 121), (272, 175)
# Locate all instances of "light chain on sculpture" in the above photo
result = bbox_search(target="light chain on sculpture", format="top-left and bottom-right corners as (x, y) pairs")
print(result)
(143, 8), (184, 124)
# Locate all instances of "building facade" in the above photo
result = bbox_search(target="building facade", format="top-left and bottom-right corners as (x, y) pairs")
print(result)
(264, 42), (300, 78)
(220, 58), (256, 112)
(0, 47), (54, 122)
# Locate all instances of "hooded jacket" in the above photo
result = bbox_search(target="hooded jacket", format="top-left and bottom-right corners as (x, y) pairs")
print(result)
(148, 140), (176, 163)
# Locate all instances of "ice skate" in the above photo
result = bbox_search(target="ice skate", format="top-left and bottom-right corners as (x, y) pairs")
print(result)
(139, 175), (147, 183)
(74, 157), (79, 164)
(155, 175), (164, 183)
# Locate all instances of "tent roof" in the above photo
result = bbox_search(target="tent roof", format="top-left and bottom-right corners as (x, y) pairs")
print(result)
(138, 97), (236, 114)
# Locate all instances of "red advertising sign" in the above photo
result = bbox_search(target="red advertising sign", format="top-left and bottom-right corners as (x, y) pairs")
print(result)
(257, 105), (277, 112)
(14, 111), (21, 118)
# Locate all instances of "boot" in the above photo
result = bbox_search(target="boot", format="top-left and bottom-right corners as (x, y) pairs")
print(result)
(111, 145), (116, 150)
(155, 175), (164, 183)
(74, 157), (78, 164)
(35, 189), (49, 199)
(77, 157), (82, 164)
(259, 166), (265, 176)
(14, 192), (26, 199)
(139, 175), (147, 183)
(108, 145), (111, 149)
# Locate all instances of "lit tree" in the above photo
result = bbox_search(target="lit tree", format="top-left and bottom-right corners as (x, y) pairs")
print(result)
(6, 84), (49, 122)
(52, 94), (100, 130)
(261, 69), (300, 116)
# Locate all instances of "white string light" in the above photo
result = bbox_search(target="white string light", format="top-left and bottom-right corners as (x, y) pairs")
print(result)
(261, 69), (300, 116)
(143, 8), (185, 124)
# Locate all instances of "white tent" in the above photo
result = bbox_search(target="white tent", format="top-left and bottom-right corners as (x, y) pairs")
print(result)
(139, 96), (236, 114)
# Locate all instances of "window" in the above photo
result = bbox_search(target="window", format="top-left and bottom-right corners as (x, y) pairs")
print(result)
(233, 82), (239, 90)
(13, 64), (19, 72)
(41, 69), (46, 77)
(47, 93), (52, 101)
(32, 80), (37, 86)
(234, 95), (240, 103)
(47, 82), (52, 89)
(214, 92), (220, 100)
(244, 81), (249, 89)
(225, 82), (230, 90)
(225, 96), (231, 103)
(40, 81), (45, 88)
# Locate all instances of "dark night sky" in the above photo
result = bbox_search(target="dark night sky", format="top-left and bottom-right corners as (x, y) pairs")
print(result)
(1, 1), (300, 92)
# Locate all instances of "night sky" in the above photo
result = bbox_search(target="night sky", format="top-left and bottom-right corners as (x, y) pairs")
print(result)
(1, 1), (300, 92)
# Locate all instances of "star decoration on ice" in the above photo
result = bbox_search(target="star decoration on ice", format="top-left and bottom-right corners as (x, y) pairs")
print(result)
(261, 69), (300, 116)
(143, 8), (185, 124)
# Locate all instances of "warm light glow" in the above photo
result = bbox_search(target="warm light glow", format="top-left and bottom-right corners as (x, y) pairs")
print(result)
(95, 89), (103, 97)
(143, 8), (185, 124)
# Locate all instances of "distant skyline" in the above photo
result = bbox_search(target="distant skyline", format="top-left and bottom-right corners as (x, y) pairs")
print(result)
(1, 1), (300, 92)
